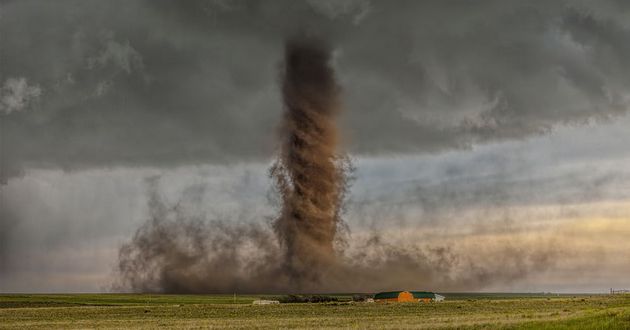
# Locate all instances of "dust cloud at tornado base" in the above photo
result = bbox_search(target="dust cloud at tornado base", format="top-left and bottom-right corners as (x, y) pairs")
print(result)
(115, 176), (562, 293)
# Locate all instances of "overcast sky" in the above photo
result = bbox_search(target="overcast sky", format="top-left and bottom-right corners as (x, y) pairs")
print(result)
(1, 0), (630, 293)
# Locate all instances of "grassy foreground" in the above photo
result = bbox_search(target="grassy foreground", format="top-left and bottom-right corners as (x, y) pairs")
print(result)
(1, 293), (629, 329)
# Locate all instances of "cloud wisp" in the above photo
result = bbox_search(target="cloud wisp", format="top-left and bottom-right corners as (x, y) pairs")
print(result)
(0, 78), (42, 115)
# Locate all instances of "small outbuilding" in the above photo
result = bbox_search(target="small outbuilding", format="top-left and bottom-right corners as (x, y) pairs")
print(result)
(373, 291), (444, 303)
(252, 300), (280, 305)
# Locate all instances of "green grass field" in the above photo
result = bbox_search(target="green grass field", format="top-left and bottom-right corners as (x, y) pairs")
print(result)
(1, 293), (629, 329)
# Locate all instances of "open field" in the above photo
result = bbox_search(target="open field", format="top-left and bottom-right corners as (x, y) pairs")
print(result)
(1, 293), (629, 329)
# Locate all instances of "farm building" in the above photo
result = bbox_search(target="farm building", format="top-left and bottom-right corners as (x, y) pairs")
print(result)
(374, 291), (445, 303)
(252, 300), (280, 305)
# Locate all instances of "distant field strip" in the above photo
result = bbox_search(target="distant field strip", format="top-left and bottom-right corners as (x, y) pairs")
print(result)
(1, 294), (629, 329)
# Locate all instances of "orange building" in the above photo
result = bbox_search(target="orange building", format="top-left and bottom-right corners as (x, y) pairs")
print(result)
(373, 291), (444, 303)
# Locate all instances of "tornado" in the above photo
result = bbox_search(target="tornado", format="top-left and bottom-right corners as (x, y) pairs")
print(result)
(271, 37), (349, 286)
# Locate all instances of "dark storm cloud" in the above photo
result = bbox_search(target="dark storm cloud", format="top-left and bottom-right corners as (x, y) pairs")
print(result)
(0, 199), (18, 270)
(1, 0), (630, 183)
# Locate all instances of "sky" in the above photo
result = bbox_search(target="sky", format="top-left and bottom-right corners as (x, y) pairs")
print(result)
(1, 0), (630, 293)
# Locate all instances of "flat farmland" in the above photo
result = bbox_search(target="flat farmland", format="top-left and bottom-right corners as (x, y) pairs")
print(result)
(1, 293), (629, 329)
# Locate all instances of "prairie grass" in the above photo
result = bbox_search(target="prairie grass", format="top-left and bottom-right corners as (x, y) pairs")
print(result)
(1, 293), (628, 329)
